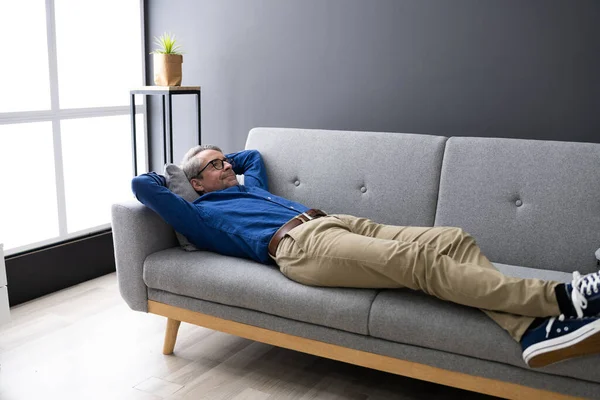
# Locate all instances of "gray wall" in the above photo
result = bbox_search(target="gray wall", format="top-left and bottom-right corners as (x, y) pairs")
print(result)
(145, 0), (600, 170)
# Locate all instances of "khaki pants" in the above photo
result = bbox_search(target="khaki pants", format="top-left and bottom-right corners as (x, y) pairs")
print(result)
(273, 214), (561, 342)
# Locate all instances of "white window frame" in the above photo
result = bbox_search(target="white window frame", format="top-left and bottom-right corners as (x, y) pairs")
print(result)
(0, 0), (147, 257)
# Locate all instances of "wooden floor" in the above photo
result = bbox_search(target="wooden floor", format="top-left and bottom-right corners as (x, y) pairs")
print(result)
(0, 273), (497, 400)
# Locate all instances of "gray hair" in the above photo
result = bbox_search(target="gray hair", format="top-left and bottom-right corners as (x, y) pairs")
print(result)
(181, 144), (223, 180)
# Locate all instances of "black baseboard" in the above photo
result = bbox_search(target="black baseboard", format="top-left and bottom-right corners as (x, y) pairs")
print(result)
(5, 230), (116, 306)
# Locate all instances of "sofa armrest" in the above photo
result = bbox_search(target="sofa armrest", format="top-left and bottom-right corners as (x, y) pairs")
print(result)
(111, 199), (178, 312)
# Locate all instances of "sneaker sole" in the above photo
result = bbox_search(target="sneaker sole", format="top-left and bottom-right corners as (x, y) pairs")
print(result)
(523, 319), (600, 368)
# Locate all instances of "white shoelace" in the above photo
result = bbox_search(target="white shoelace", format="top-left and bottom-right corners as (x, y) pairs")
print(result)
(570, 271), (600, 318)
(543, 272), (600, 338)
(546, 314), (565, 338)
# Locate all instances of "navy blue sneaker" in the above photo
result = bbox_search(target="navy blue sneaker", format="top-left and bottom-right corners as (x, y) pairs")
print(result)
(567, 271), (600, 318)
(521, 315), (600, 368)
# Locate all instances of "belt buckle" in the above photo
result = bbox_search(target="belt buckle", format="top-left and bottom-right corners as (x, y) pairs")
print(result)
(294, 214), (308, 223)
(301, 211), (314, 221)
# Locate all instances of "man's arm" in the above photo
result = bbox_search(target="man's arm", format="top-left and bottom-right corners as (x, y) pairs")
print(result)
(131, 172), (204, 239)
(226, 149), (269, 191)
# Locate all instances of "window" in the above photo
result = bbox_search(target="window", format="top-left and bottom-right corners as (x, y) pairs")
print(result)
(0, 0), (146, 256)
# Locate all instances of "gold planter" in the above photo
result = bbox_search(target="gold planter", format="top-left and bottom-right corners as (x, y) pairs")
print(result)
(153, 54), (183, 86)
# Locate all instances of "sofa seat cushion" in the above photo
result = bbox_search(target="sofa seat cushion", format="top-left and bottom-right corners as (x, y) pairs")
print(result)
(143, 248), (378, 335)
(368, 263), (600, 383)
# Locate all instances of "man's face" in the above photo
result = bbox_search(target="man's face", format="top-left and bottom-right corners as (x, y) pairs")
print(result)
(190, 150), (238, 194)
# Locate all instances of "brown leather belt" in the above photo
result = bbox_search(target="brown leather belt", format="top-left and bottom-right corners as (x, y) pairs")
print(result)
(268, 209), (327, 258)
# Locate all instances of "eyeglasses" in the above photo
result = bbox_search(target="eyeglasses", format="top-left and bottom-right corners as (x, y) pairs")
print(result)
(197, 157), (235, 176)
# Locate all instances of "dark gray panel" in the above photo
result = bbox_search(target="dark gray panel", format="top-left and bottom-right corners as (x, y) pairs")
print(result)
(6, 231), (115, 306)
(145, 0), (600, 170)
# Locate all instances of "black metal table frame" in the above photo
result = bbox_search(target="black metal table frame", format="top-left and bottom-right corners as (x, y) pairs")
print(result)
(129, 87), (201, 176)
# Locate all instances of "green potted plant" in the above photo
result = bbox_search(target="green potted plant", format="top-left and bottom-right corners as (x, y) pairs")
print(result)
(151, 32), (183, 86)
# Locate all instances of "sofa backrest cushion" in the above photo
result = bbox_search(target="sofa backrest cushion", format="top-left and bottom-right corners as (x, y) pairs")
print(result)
(245, 127), (447, 227)
(435, 136), (600, 273)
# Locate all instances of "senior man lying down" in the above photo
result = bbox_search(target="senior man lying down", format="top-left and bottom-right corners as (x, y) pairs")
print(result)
(132, 144), (600, 368)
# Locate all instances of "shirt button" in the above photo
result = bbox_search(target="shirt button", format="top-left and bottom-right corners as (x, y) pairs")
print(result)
(360, 187), (367, 193)
(267, 197), (272, 200)
(515, 199), (523, 207)
(294, 180), (300, 186)
(290, 206), (295, 209)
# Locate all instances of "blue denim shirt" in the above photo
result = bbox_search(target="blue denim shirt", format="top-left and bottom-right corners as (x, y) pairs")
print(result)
(131, 150), (310, 264)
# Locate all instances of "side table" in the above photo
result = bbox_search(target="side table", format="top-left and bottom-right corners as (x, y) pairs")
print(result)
(130, 86), (201, 176)
(0, 244), (10, 326)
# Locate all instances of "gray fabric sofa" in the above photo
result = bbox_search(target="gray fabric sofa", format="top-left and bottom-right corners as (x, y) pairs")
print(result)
(111, 127), (600, 399)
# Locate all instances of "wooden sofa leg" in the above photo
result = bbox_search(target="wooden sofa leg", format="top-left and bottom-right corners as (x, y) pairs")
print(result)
(163, 318), (181, 355)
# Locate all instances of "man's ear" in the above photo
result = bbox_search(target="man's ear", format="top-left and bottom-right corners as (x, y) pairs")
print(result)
(190, 178), (203, 192)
